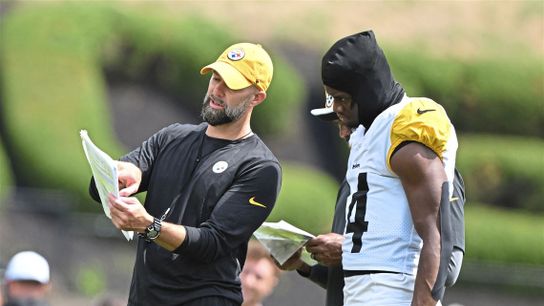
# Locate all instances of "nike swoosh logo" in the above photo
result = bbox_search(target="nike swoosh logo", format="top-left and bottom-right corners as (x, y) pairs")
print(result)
(249, 197), (267, 208)
(450, 197), (459, 202)
(417, 108), (436, 115)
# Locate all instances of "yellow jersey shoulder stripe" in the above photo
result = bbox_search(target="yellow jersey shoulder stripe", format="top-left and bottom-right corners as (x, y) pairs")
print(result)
(387, 98), (452, 171)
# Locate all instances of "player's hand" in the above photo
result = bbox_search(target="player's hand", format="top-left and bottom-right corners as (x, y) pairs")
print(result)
(108, 194), (152, 232)
(116, 161), (142, 197)
(306, 233), (344, 267)
(274, 249), (304, 271)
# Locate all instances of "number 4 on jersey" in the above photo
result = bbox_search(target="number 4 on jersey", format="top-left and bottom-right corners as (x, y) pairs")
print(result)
(346, 173), (369, 253)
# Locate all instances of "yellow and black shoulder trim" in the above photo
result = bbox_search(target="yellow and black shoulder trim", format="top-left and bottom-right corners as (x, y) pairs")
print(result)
(387, 98), (452, 171)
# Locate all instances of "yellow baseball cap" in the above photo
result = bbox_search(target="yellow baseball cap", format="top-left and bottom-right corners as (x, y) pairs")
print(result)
(200, 43), (273, 92)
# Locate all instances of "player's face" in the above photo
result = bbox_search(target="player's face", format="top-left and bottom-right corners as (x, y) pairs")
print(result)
(201, 72), (256, 126)
(325, 85), (359, 128)
(240, 258), (278, 305)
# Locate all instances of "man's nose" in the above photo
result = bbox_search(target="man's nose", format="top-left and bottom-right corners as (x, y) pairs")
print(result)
(212, 81), (227, 97)
(333, 100), (343, 113)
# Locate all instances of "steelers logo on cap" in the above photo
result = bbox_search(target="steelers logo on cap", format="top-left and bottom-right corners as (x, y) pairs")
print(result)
(227, 49), (245, 61)
(325, 92), (334, 108)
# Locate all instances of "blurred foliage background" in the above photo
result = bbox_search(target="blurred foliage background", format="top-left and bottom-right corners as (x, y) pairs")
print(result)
(0, 0), (542, 305)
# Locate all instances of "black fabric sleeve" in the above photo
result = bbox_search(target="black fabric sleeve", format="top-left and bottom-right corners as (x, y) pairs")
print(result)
(89, 177), (100, 203)
(432, 182), (453, 301)
(174, 161), (282, 262)
(296, 264), (328, 289)
(451, 168), (466, 252)
(119, 125), (174, 192)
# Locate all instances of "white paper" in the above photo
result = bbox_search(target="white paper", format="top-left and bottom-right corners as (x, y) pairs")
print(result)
(253, 220), (316, 266)
(80, 130), (133, 241)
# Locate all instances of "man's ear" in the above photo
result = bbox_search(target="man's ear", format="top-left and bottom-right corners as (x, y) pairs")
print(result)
(250, 91), (267, 107)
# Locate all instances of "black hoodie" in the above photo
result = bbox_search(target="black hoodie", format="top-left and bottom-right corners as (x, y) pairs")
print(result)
(321, 30), (405, 129)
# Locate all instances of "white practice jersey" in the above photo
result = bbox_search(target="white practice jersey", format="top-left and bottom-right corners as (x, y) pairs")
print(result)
(342, 96), (458, 275)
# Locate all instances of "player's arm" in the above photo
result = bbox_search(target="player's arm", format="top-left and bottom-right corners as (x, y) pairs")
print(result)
(297, 262), (330, 289)
(391, 142), (445, 306)
(172, 161), (281, 262)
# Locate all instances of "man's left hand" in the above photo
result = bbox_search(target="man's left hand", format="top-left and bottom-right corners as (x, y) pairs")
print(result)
(107, 194), (153, 233)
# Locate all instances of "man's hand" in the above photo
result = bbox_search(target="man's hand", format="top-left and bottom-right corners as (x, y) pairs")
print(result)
(116, 161), (142, 197)
(107, 194), (152, 233)
(274, 249), (305, 271)
(305, 233), (344, 267)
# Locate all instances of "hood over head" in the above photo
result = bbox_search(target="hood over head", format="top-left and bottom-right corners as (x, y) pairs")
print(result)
(321, 30), (405, 129)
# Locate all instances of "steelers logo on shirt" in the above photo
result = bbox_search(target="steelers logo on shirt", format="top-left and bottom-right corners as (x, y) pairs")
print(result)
(213, 161), (229, 173)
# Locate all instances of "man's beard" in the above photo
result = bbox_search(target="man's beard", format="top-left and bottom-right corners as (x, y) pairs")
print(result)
(201, 94), (251, 126)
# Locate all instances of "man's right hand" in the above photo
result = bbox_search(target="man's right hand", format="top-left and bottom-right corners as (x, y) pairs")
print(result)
(305, 233), (344, 267)
(116, 161), (142, 197)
